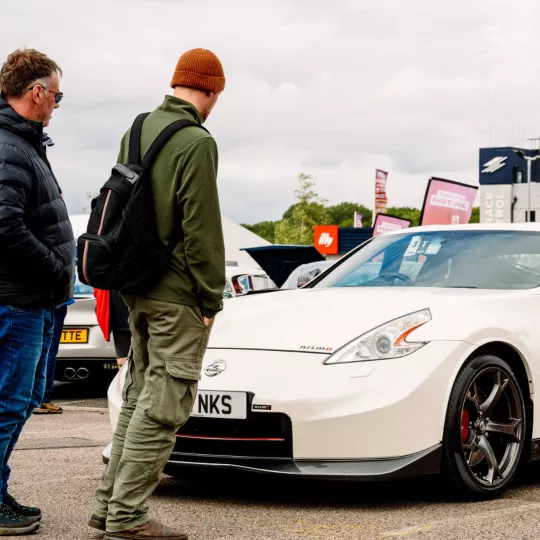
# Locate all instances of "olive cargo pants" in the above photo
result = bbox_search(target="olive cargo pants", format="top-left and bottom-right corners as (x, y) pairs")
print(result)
(93, 297), (212, 533)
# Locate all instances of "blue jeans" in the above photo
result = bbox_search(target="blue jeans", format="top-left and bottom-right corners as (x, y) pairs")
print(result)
(43, 305), (68, 404)
(0, 306), (54, 502)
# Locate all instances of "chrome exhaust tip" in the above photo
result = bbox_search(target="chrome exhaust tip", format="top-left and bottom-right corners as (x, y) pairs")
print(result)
(64, 367), (76, 380)
(76, 367), (90, 380)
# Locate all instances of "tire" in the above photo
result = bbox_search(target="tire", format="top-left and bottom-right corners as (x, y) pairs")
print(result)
(441, 354), (528, 498)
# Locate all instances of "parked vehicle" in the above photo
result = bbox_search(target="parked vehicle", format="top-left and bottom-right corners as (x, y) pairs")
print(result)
(242, 245), (326, 288)
(225, 265), (276, 298)
(281, 260), (335, 289)
(55, 265), (117, 382)
(105, 223), (540, 498)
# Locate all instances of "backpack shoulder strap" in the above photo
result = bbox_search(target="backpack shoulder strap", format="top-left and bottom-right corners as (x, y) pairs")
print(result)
(128, 112), (151, 165)
(141, 120), (209, 169)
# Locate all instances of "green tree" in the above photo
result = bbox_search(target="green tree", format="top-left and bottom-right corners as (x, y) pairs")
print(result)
(326, 202), (372, 228)
(241, 221), (277, 243)
(273, 219), (303, 244)
(274, 173), (329, 245)
(281, 203), (296, 220)
(469, 207), (480, 224)
(241, 199), (482, 244)
(386, 206), (422, 227)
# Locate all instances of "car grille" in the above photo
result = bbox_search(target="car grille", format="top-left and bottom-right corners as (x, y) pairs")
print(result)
(173, 413), (293, 459)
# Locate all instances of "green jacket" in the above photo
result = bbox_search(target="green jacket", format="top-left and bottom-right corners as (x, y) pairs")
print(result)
(118, 95), (225, 318)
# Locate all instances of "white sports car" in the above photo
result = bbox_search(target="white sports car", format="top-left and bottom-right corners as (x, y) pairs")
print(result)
(105, 223), (540, 498)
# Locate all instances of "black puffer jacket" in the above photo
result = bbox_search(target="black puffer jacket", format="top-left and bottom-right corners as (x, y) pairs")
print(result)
(0, 99), (75, 308)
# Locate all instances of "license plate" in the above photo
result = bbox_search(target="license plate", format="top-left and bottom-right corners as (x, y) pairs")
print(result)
(191, 390), (247, 419)
(60, 328), (89, 344)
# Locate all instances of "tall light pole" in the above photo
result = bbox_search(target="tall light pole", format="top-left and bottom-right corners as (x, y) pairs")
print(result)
(513, 150), (540, 222)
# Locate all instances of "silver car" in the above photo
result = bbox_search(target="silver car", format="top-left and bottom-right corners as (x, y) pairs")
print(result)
(56, 272), (117, 382)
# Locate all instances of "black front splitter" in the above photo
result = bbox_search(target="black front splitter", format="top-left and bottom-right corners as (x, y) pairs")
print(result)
(164, 444), (442, 480)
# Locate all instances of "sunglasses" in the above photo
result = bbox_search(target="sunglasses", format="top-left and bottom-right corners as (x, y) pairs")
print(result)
(27, 84), (63, 104)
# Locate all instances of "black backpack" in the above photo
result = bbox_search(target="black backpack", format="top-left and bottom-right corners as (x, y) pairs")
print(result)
(77, 112), (208, 294)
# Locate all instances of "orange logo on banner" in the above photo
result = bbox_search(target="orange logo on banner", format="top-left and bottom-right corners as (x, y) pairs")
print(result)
(314, 225), (339, 255)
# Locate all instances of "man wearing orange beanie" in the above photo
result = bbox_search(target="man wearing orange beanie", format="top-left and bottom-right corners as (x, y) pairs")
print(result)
(90, 49), (226, 540)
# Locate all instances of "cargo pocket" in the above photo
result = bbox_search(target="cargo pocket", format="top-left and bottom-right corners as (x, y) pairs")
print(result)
(146, 361), (197, 428)
(164, 354), (205, 381)
(163, 310), (213, 380)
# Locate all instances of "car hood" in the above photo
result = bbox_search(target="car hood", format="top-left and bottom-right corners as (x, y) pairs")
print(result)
(208, 287), (526, 353)
(242, 245), (325, 287)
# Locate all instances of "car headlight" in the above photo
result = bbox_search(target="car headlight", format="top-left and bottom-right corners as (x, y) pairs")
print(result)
(324, 309), (431, 364)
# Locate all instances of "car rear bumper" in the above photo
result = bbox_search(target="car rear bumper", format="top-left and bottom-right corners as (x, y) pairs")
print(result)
(163, 444), (442, 480)
(55, 358), (118, 381)
(56, 358), (117, 364)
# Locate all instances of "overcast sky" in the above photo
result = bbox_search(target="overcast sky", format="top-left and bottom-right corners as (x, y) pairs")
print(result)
(3, 0), (540, 224)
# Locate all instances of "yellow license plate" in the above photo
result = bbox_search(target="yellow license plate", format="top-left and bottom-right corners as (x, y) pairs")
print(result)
(60, 328), (89, 344)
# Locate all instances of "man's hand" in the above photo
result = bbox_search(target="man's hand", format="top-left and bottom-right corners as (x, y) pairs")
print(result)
(203, 316), (214, 328)
(117, 356), (128, 368)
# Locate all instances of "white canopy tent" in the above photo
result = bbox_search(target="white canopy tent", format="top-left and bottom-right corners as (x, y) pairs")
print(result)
(221, 215), (270, 268)
(69, 214), (269, 269)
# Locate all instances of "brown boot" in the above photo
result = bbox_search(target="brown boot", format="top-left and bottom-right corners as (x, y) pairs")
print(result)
(33, 402), (63, 414)
(88, 514), (106, 531)
(105, 519), (188, 539)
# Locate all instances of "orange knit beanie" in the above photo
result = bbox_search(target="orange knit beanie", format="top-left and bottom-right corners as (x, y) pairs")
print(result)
(170, 48), (225, 93)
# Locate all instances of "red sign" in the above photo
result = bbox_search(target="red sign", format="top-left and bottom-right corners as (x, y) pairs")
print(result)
(420, 178), (478, 226)
(373, 214), (411, 237)
(314, 225), (339, 255)
(374, 169), (388, 217)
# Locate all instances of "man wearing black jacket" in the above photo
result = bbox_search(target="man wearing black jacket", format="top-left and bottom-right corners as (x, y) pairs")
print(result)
(0, 48), (74, 535)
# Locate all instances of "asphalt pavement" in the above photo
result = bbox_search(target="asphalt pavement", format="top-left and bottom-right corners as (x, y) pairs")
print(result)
(11, 381), (540, 539)
(53, 378), (112, 410)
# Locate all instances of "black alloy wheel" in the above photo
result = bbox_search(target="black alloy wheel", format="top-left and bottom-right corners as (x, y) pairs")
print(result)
(442, 354), (528, 498)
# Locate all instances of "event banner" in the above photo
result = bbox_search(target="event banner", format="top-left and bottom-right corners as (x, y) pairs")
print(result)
(420, 177), (478, 226)
(353, 212), (364, 228)
(373, 213), (411, 237)
(374, 169), (388, 218)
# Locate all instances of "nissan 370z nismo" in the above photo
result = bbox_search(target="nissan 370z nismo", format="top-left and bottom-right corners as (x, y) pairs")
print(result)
(105, 224), (540, 498)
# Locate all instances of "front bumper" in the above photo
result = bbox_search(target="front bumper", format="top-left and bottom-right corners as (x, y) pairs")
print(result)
(106, 341), (471, 467)
(164, 444), (442, 480)
(195, 341), (471, 460)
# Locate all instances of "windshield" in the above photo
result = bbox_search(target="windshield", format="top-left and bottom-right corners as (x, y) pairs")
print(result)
(314, 230), (540, 290)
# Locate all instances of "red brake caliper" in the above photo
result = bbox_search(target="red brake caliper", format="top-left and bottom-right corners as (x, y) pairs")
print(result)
(461, 408), (470, 443)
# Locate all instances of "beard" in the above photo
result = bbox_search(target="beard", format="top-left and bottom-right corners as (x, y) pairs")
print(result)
(201, 95), (219, 122)
(201, 106), (211, 121)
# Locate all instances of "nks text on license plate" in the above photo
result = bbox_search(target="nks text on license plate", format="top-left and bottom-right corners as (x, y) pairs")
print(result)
(192, 390), (247, 419)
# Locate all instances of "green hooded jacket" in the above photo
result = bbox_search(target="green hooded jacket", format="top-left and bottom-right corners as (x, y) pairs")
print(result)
(117, 95), (225, 318)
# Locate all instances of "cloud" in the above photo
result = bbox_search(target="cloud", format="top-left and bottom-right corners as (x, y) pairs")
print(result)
(2, 0), (540, 223)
